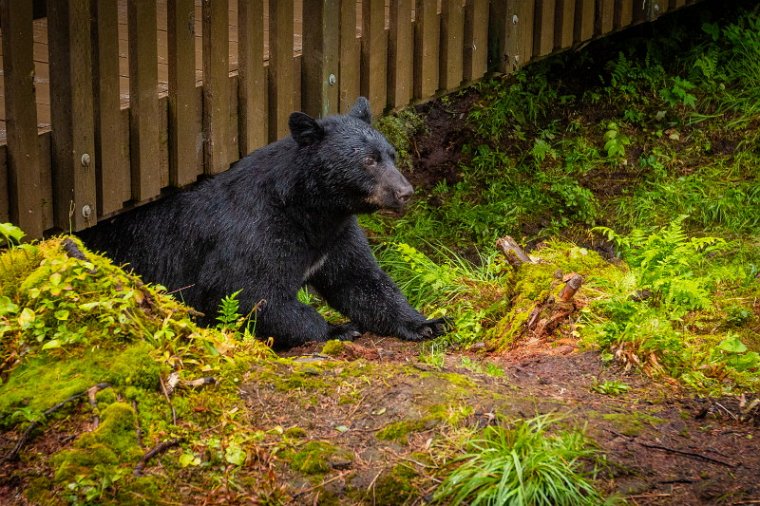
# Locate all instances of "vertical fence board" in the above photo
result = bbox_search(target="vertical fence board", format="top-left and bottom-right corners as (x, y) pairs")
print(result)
(574, 0), (594, 42)
(504, 0), (534, 71)
(672, 0), (686, 9)
(303, 0), (340, 118)
(388, 0), (413, 108)
(555, 0), (575, 49)
(414, 0), (440, 99)
(0, 147), (7, 222)
(362, 0), (388, 115)
(238, 0), (267, 154)
(202, 0), (230, 174)
(463, 0), (488, 82)
(1, 0), (44, 236)
(38, 132), (53, 230)
(127, 0), (161, 202)
(440, 0), (464, 91)
(598, 0), (615, 34)
(533, 0), (555, 57)
(339, 0), (360, 113)
(48, 0), (97, 231)
(269, 0), (294, 140)
(168, 0), (199, 185)
(92, 0), (129, 216)
(615, 0), (633, 29)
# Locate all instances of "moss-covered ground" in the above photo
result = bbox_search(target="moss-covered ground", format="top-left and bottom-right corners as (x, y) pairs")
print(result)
(2, 1), (760, 504)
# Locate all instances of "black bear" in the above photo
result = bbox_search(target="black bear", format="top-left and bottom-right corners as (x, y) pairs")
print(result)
(82, 97), (448, 348)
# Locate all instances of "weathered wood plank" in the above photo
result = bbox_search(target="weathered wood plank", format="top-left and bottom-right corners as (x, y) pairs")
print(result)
(168, 0), (200, 186)
(1, 0), (44, 236)
(48, 0), (98, 231)
(598, 0), (615, 34)
(0, 146), (7, 223)
(339, 0), (360, 113)
(555, 0), (575, 49)
(238, 0), (267, 154)
(504, 0), (534, 71)
(361, 0), (388, 116)
(92, 0), (129, 216)
(463, 0), (488, 82)
(414, 0), (440, 99)
(574, 0), (595, 42)
(672, 0), (686, 10)
(303, 0), (340, 118)
(440, 0), (464, 91)
(202, 0), (230, 174)
(38, 131), (53, 230)
(269, 0), (294, 140)
(615, 0), (634, 30)
(128, 0), (161, 202)
(533, 0), (556, 57)
(388, 0), (413, 108)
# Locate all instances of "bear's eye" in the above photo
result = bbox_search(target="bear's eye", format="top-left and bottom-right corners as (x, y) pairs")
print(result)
(363, 156), (377, 167)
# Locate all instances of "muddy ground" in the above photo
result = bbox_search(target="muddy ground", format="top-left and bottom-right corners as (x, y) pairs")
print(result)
(275, 335), (760, 505)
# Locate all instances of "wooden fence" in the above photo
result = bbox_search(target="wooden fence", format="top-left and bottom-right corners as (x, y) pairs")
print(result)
(0, 0), (700, 238)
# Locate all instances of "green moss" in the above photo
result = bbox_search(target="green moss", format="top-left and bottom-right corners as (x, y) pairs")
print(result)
(372, 464), (418, 505)
(376, 419), (432, 445)
(321, 339), (347, 356)
(284, 426), (308, 439)
(602, 412), (665, 437)
(287, 441), (352, 475)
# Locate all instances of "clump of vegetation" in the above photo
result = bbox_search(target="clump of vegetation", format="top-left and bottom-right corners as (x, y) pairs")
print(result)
(434, 415), (602, 505)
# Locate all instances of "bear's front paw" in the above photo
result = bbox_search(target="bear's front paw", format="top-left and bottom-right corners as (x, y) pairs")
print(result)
(402, 317), (452, 341)
(328, 322), (363, 341)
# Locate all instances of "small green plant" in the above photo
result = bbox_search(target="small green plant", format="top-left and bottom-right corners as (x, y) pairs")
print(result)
(0, 222), (25, 248)
(434, 415), (602, 505)
(603, 122), (631, 161)
(660, 76), (697, 108)
(216, 290), (243, 330)
(591, 380), (631, 396)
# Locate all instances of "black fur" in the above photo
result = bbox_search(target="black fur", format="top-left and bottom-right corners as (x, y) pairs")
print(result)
(81, 97), (448, 348)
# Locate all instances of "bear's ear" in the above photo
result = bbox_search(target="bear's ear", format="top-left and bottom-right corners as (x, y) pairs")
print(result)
(348, 97), (372, 124)
(289, 112), (325, 146)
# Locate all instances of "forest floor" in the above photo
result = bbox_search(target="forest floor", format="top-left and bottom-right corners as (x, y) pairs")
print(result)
(2, 0), (760, 504)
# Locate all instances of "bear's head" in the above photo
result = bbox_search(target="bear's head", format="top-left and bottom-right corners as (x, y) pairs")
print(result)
(288, 97), (414, 213)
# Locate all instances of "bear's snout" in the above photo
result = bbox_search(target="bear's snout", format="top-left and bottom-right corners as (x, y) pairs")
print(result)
(394, 183), (414, 206)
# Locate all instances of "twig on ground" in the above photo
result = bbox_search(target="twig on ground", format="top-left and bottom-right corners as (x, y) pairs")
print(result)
(637, 441), (737, 468)
(133, 438), (183, 475)
(159, 375), (177, 426)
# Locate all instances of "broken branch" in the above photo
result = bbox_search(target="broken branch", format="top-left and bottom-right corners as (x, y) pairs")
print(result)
(133, 438), (183, 475)
(496, 236), (533, 267)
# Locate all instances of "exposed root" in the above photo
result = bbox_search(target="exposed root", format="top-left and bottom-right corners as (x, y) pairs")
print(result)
(133, 438), (183, 476)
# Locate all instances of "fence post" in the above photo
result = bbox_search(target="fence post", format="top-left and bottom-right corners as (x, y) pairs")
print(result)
(388, 0), (413, 109)
(574, 0), (594, 42)
(0, 0), (44, 237)
(269, 0), (295, 140)
(48, 0), (97, 232)
(168, 0), (200, 185)
(338, 0), (360, 113)
(414, 0), (440, 99)
(302, 0), (340, 118)
(361, 0), (389, 116)
(533, 0), (556, 57)
(202, 0), (231, 174)
(238, 0), (267, 154)
(463, 0), (489, 83)
(440, 0), (465, 92)
(555, 0), (575, 49)
(127, 0), (161, 202)
(92, 0), (129, 216)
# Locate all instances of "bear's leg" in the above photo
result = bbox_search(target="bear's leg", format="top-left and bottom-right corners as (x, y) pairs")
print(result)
(308, 223), (448, 341)
(253, 296), (332, 348)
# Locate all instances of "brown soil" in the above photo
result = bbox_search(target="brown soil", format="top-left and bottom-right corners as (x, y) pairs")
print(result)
(279, 336), (760, 505)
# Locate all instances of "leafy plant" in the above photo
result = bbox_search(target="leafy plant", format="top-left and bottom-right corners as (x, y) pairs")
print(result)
(216, 290), (243, 330)
(603, 122), (631, 161)
(591, 380), (631, 396)
(434, 415), (602, 505)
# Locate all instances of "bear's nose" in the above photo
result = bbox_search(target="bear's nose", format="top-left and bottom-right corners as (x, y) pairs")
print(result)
(395, 186), (414, 205)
